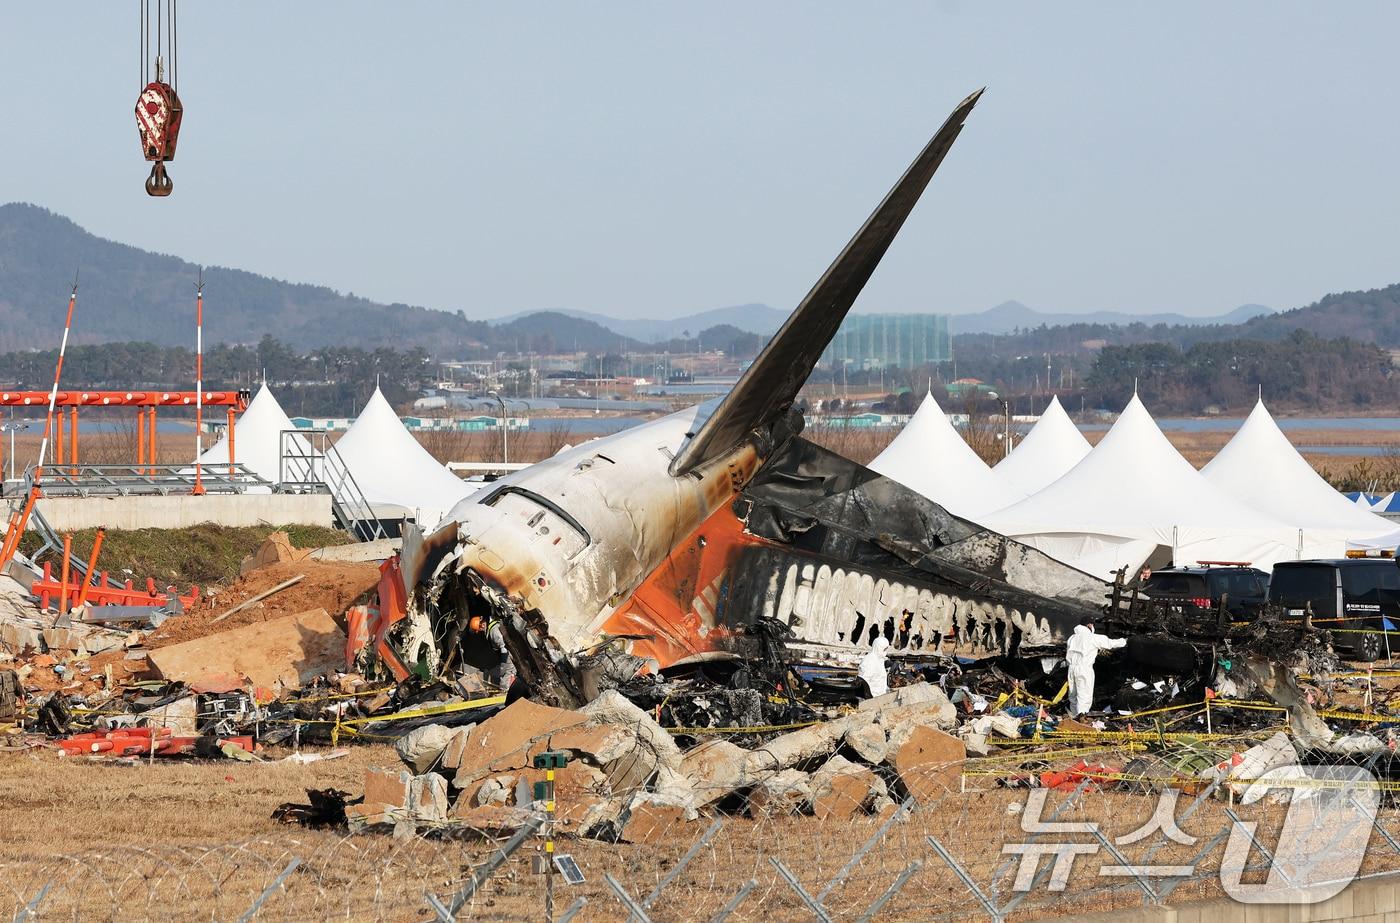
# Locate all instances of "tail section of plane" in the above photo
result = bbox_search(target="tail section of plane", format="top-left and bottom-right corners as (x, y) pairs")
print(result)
(668, 88), (984, 476)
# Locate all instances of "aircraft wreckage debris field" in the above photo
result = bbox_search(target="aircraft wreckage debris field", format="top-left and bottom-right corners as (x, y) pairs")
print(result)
(8, 82), (1400, 923)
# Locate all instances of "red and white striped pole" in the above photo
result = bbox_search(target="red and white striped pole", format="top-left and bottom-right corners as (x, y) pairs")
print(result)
(36, 277), (78, 477)
(0, 276), (78, 568)
(193, 270), (205, 495)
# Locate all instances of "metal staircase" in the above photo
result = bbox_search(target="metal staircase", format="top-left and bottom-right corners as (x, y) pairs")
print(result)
(278, 430), (387, 541)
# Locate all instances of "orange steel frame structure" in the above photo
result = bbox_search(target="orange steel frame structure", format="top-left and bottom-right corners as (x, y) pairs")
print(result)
(0, 389), (248, 473)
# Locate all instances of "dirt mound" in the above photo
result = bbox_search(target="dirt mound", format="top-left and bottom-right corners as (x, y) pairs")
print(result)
(146, 559), (380, 649)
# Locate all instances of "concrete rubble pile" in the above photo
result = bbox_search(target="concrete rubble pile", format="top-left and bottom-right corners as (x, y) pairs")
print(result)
(0, 531), (391, 760)
(345, 681), (993, 840)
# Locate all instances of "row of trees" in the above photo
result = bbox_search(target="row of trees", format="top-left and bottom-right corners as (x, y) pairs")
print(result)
(0, 336), (434, 415)
(1084, 331), (1397, 414)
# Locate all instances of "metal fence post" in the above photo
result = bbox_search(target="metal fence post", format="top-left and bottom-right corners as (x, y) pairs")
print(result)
(817, 797), (914, 903)
(989, 778), (1091, 897)
(709, 879), (757, 923)
(770, 858), (834, 923)
(926, 834), (1003, 922)
(424, 891), (455, 923)
(631, 818), (723, 920)
(558, 896), (587, 923)
(12, 880), (53, 923)
(855, 860), (922, 923)
(1090, 828), (1160, 903)
(1224, 807), (1293, 887)
(432, 812), (545, 915)
(605, 874), (654, 923)
(1154, 824), (1232, 903)
(235, 858), (301, 923)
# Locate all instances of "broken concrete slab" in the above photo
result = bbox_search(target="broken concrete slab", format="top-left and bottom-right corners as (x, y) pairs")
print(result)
(891, 725), (964, 804)
(813, 769), (883, 821)
(1, 622), (41, 654)
(450, 803), (537, 834)
(844, 722), (889, 764)
(409, 772), (449, 823)
(450, 697), (586, 788)
(146, 608), (346, 695)
(681, 739), (749, 806)
(438, 724), (476, 771)
(618, 794), (696, 844)
(41, 628), (79, 652)
(307, 538), (400, 564)
(809, 754), (886, 820)
(549, 723), (635, 764)
(363, 767), (412, 809)
(581, 690), (691, 800)
(395, 723), (456, 773)
(858, 682), (946, 712)
(748, 768), (813, 815)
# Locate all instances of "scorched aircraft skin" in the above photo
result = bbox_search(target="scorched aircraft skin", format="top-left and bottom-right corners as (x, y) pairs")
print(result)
(388, 90), (1106, 706)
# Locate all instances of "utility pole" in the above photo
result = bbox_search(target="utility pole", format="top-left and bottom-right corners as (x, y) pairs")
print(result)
(1003, 399), (1012, 458)
(488, 390), (508, 465)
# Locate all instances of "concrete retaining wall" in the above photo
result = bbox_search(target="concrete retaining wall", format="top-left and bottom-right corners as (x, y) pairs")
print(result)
(1036, 870), (1400, 922)
(33, 494), (333, 531)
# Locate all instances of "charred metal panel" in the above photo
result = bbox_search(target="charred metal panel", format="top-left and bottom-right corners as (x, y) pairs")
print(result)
(722, 539), (1065, 655)
(740, 437), (1105, 641)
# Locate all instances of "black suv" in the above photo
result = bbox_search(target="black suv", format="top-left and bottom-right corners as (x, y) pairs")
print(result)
(1269, 559), (1400, 662)
(1142, 565), (1270, 620)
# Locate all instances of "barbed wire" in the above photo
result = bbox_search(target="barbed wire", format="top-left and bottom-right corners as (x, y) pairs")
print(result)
(6, 753), (1400, 922)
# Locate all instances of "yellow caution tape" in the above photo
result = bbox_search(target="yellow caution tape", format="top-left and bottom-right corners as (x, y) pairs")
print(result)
(335, 694), (506, 727)
(666, 721), (820, 735)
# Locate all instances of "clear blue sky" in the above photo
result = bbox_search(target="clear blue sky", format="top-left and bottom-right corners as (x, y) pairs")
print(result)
(3, 3), (1397, 320)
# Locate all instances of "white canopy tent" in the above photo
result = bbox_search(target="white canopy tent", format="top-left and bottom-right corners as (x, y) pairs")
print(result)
(867, 390), (1021, 521)
(195, 384), (310, 486)
(993, 395), (1091, 497)
(1201, 399), (1394, 545)
(982, 395), (1305, 579)
(334, 388), (477, 529)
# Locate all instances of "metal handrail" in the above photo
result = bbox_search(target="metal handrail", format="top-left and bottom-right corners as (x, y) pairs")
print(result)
(278, 430), (386, 541)
(25, 463), (269, 497)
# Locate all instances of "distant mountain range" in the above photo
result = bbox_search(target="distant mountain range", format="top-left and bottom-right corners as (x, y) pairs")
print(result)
(947, 300), (1275, 335)
(490, 299), (1274, 340)
(491, 304), (792, 342)
(7, 202), (1399, 360)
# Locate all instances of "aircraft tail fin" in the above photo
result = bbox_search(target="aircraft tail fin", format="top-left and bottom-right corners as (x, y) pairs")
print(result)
(669, 88), (983, 476)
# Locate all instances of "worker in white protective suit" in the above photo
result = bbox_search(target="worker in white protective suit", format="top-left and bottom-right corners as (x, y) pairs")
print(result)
(1065, 619), (1125, 716)
(859, 636), (890, 698)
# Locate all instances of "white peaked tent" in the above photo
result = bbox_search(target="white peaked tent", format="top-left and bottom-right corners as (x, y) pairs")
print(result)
(867, 391), (1021, 521)
(334, 388), (476, 528)
(982, 395), (1304, 579)
(993, 396), (1091, 497)
(196, 384), (309, 485)
(1202, 399), (1394, 540)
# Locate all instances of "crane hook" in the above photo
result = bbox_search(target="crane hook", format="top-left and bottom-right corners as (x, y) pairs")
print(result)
(145, 162), (173, 197)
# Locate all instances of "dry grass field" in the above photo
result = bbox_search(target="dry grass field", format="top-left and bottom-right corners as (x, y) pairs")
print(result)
(2, 740), (1399, 921)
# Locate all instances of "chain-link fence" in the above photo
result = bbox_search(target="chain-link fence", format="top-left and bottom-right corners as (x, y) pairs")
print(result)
(7, 754), (1400, 922)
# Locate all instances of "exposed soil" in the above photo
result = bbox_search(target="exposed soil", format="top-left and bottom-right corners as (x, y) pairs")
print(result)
(145, 559), (379, 648)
